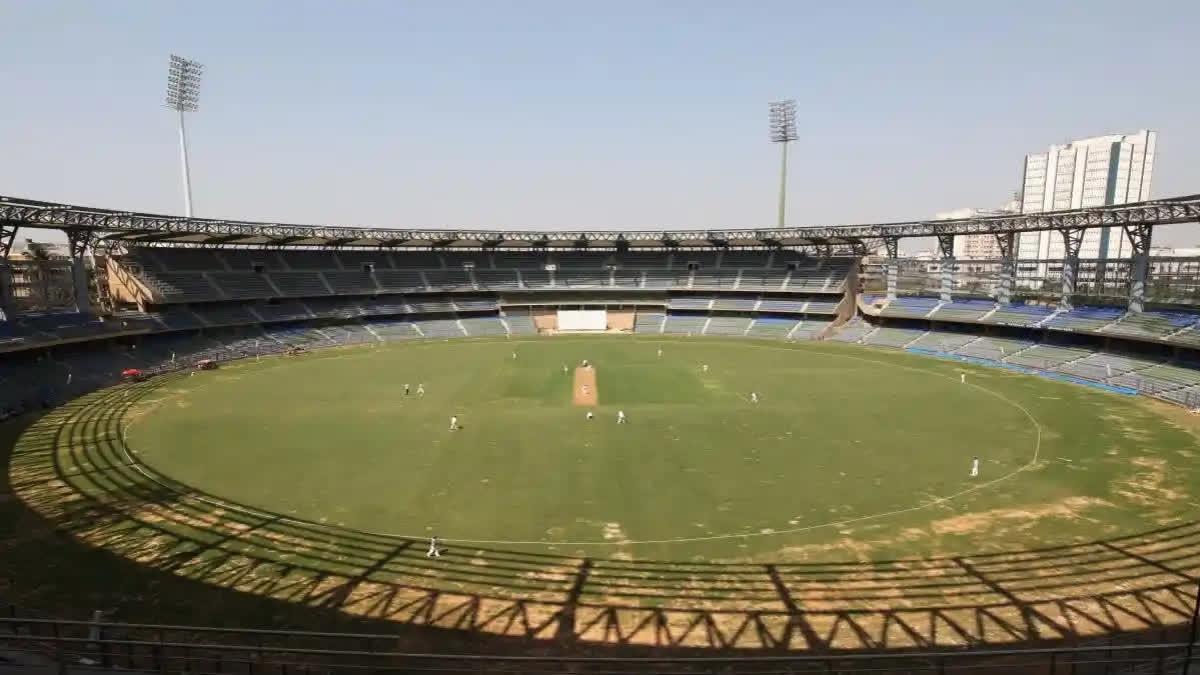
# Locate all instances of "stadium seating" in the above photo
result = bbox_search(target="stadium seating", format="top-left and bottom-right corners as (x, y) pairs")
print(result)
(1043, 307), (1125, 333)
(711, 297), (758, 311)
(954, 336), (1033, 361)
(907, 330), (979, 353)
(323, 271), (380, 295)
(829, 317), (873, 343)
(1003, 343), (1094, 370)
(1103, 310), (1199, 341)
(745, 317), (799, 338)
(880, 296), (940, 319)
(210, 273), (278, 300)
(788, 318), (833, 339)
(802, 298), (840, 314)
(633, 312), (665, 333)
(987, 303), (1055, 327)
(704, 316), (751, 336)
(503, 315), (537, 335)
(460, 317), (508, 337)
(668, 297), (713, 310)
(756, 298), (805, 313)
(662, 314), (706, 335)
(862, 327), (927, 348)
(929, 299), (994, 322)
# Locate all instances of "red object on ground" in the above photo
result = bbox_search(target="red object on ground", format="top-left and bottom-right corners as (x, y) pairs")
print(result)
(121, 368), (142, 377)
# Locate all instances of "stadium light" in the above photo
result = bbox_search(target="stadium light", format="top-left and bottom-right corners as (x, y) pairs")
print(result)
(768, 99), (798, 228)
(165, 54), (204, 218)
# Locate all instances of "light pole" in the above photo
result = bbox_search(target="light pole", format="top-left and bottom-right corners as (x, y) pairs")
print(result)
(165, 55), (204, 218)
(768, 99), (798, 228)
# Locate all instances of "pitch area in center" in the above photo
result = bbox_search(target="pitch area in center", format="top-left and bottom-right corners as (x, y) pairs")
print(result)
(125, 337), (1031, 554)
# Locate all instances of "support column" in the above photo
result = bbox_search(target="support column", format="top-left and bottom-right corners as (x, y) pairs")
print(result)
(0, 223), (16, 320)
(994, 232), (1016, 305)
(937, 234), (955, 302)
(1124, 224), (1153, 313)
(66, 229), (95, 315)
(1059, 228), (1084, 310)
(884, 236), (899, 301)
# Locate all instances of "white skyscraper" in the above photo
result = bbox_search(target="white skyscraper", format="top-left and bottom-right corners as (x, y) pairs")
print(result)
(1017, 130), (1156, 260)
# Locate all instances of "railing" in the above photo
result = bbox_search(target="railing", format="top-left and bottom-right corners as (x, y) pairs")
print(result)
(0, 616), (1196, 675)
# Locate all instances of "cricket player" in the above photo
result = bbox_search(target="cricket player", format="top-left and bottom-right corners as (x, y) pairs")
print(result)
(449, 415), (458, 431)
(750, 392), (758, 404)
(657, 348), (662, 358)
(417, 384), (425, 397)
(426, 536), (441, 558)
(563, 364), (568, 374)
(617, 410), (627, 424)
(586, 411), (594, 420)
(512, 352), (517, 360)
(961, 373), (966, 384)
(404, 383), (410, 395)
(970, 456), (980, 478)
(702, 364), (709, 373)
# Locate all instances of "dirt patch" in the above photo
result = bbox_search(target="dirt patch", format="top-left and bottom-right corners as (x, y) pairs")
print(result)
(573, 366), (597, 406)
(930, 496), (1111, 535)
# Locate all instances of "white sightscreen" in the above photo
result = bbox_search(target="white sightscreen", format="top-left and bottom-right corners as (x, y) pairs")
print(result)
(557, 310), (606, 331)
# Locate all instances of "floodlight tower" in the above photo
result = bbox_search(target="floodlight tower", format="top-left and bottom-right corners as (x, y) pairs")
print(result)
(165, 54), (204, 218)
(768, 99), (798, 228)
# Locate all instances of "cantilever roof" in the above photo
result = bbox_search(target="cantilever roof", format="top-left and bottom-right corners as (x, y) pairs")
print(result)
(1, 193), (1198, 250)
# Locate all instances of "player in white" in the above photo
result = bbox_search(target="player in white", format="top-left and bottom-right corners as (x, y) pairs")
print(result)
(702, 364), (709, 373)
(404, 383), (410, 395)
(586, 411), (594, 420)
(449, 415), (458, 431)
(657, 348), (662, 358)
(750, 392), (758, 404)
(512, 352), (517, 360)
(961, 373), (966, 384)
(417, 384), (425, 397)
(426, 536), (441, 558)
(563, 364), (569, 374)
(970, 456), (979, 477)
(617, 410), (627, 424)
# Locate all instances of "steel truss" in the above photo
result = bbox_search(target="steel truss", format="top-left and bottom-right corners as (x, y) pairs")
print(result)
(0, 193), (1197, 250)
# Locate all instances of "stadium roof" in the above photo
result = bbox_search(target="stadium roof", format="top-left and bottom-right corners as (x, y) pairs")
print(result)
(2, 193), (1198, 250)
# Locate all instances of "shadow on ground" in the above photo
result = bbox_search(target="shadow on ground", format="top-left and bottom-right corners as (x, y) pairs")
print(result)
(3, 380), (1199, 658)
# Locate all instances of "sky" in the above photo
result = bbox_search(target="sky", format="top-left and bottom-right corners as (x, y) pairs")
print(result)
(1, 0), (1198, 250)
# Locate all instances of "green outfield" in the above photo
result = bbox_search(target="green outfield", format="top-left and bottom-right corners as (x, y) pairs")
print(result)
(108, 335), (1198, 561)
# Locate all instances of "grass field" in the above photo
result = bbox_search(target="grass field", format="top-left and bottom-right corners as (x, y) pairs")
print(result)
(113, 335), (1196, 561)
(7, 334), (1200, 648)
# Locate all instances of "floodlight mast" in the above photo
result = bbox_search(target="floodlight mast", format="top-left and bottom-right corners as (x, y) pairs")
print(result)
(165, 55), (203, 218)
(768, 100), (798, 228)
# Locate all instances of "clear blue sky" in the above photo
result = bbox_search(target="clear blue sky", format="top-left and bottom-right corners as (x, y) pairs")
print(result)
(1, 0), (1198, 247)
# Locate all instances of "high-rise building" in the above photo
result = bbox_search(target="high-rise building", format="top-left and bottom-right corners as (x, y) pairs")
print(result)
(1017, 130), (1156, 260)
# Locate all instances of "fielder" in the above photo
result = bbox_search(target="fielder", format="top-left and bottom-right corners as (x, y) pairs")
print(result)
(563, 364), (568, 374)
(702, 364), (709, 373)
(426, 536), (441, 558)
(586, 411), (594, 420)
(750, 392), (759, 404)
(404, 383), (410, 395)
(449, 415), (458, 431)
(617, 410), (627, 424)
(657, 348), (662, 358)
(970, 456), (980, 478)
(512, 352), (518, 360)
(417, 384), (425, 397)
(961, 373), (966, 384)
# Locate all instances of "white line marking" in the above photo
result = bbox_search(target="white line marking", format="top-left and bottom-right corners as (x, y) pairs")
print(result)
(111, 337), (1043, 547)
